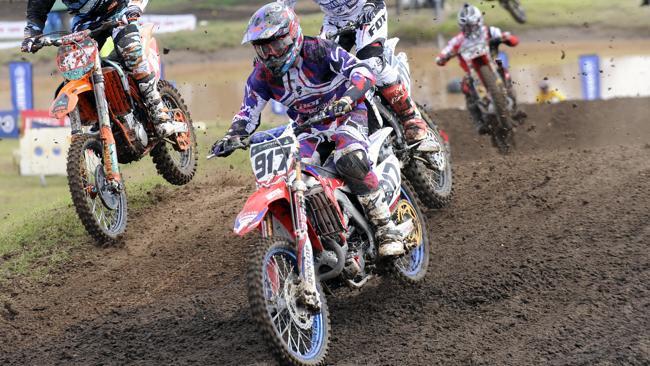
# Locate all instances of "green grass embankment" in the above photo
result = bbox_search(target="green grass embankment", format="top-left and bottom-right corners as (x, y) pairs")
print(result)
(0, 120), (248, 280)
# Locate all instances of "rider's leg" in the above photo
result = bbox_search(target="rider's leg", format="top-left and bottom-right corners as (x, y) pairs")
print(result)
(462, 76), (488, 134)
(331, 109), (404, 256)
(355, 7), (427, 144)
(112, 24), (173, 137)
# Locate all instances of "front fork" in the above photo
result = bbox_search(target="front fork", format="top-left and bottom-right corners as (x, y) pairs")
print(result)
(91, 53), (122, 186)
(292, 159), (321, 311)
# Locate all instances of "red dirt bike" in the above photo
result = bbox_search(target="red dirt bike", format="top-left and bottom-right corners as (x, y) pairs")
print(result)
(210, 109), (430, 366)
(459, 34), (519, 154)
(38, 21), (197, 245)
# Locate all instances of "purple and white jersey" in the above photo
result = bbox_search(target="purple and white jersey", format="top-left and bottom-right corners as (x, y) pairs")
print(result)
(280, 0), (366, 24)
(231, 37), (374, 136)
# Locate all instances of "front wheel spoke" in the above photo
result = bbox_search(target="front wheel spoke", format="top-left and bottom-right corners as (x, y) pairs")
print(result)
(97, 207), (106, 228)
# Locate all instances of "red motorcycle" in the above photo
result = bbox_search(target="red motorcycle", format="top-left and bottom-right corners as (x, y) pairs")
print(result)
(38, 21), (197, 244)
(210, 110), (430, 366)
(458, 34), (519, 154)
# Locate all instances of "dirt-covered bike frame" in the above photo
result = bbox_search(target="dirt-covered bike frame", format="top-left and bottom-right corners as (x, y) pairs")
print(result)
(38, 20), (197, 244)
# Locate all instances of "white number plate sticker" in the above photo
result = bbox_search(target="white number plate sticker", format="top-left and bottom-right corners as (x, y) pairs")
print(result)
(249, 136), (295, 183)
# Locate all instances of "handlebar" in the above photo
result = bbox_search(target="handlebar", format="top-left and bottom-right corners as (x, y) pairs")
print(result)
(35, 20), (124, 49)
(208, 107), (347, 159)
(326, 21), (360, 40)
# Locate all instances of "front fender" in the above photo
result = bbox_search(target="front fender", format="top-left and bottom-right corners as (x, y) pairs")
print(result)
(49, 75), (92, 119)
(234, 182), (291, 236)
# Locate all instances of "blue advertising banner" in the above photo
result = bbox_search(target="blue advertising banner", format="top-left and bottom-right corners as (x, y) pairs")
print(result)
(497, 51), (509, 70)
(9, 61), (34, 111)
(0, 110), (20, 139)
(579, 54), (601, 100)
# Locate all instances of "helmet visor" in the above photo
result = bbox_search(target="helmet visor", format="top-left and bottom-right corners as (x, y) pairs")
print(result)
(253, 34), (293, 61)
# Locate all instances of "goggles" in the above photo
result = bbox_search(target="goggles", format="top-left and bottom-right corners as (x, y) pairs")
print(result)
(462, 23), (481, 38)
(253, 34), (294, 60)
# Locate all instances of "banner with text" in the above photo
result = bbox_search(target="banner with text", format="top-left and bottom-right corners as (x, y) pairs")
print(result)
(0, 21), (26, 40)
(579, 54), (601, 101)
(9, 61), (34, 111)
(21, 110), (69, 134)
(140, 14), (197, 33)
(0, 110), (20, 139)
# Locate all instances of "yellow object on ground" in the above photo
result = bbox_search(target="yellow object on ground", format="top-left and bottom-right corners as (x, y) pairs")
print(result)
(536, 90), (567, 104)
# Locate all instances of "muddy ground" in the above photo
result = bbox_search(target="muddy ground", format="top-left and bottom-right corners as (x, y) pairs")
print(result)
(1, 97), (649, 365)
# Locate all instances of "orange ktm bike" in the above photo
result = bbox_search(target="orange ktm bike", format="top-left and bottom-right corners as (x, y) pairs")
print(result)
(40, 21), (197, 245)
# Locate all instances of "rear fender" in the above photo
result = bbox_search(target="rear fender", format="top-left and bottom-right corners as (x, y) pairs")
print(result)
(234, 182), (291, 236)
(49, 75), (93, 119)
(140, 23), (161, 81)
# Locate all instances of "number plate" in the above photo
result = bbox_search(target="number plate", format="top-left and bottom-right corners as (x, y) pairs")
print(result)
(250, 135), (296, 184)
(56, 38), (98, 80)
(460, 41), (489, 62)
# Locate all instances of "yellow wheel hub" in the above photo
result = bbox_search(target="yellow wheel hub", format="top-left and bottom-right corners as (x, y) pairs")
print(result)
(394, 199), (422, 248)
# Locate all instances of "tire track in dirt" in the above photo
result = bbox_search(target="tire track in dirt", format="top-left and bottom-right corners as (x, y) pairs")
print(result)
(1, 98), (649, 365)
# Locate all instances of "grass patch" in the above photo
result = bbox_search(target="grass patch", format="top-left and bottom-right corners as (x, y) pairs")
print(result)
(0, 119), (252, 280)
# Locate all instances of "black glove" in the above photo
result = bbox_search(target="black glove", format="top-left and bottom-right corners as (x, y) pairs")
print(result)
(120, 5), (143, 24)
(211, 134), (243, 157)
(326, 96), (354, 119)
(21, 23), (43, 53)
(359, 3), (378, 24)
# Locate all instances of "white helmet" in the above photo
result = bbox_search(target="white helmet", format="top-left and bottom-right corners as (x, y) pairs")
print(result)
(458, 3), (483, 39)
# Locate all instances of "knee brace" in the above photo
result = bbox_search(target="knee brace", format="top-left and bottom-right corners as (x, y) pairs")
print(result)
(335, 150), (378, 194)
(114, 24), (148, 78)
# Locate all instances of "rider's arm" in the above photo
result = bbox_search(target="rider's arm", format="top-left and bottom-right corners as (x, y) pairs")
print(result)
(228, 71), (272, 137)
(436, 33), (463, 65)
(489, 26), (519, 47)
(26, 0), (56, 31)
(329, 44), (376, 103)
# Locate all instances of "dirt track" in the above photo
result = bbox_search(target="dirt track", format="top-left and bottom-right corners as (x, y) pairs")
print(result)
(1, 98), (649, 365)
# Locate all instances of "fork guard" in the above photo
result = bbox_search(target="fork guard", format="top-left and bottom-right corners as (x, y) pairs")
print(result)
(49, 75), (93, 119)
(234, 182), (292, 236)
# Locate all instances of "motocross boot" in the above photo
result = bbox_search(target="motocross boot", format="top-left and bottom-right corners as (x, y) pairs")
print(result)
(136, 76), (175, 137)
(358, 189), (405, 257)
(379, 80), (427, 144)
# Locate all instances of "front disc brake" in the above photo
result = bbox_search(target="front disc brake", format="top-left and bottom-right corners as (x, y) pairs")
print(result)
(95, 167), (120, 210)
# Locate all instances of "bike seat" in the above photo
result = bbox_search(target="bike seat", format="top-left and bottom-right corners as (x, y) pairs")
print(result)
(304, 163), (339, 179)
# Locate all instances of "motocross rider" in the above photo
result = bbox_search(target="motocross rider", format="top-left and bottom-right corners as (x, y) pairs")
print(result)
(22, 0), (176, 137)
(435, 3), (520, 134)
(211, 3), (405, 257)
(278, 0), (428, 144)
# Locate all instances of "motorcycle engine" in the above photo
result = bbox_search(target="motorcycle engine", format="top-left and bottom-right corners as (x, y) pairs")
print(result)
(123, 113), (148, 153)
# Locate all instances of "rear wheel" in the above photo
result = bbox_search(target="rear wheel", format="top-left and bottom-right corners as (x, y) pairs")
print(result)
(248, 237), (330, 366)
(393, 182), (430, 283)
(67, 134), (127, 245)
(478, 64), (515, 154)
(151, 80), (198, 185)
(404, 103), (453, 209)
